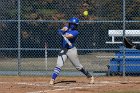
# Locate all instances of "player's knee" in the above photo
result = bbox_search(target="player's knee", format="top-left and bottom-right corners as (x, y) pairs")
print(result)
(56, 64), (63, 68)
(76, 67), (83, 71)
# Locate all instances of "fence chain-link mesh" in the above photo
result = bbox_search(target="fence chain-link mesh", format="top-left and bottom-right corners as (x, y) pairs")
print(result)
(0, 0), (140, 77)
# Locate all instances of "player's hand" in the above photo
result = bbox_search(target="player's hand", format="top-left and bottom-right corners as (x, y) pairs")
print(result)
(61, 27), (68, 31)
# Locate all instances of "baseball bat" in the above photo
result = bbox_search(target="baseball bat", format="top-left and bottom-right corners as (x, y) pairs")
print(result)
(60, 27), (72, 46)
(61, 34), (72, 46)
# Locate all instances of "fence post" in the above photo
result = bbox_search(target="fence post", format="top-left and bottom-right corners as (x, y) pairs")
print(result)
(17, 0), (21, 76)
(45, 42), (48, 71)
(122, 0), (126, 77)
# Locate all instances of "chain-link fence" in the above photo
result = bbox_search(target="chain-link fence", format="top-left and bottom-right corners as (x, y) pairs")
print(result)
(0, 0), (140, 77)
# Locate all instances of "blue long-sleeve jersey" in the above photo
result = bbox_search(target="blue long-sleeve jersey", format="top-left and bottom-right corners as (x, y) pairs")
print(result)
(58, 29), (79, 49)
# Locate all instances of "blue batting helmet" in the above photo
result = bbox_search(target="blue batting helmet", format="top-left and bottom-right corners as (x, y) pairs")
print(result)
(69, 17), (79, 25)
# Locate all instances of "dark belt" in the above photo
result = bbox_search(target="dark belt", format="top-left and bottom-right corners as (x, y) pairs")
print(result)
(67, 47), (72, 49)
(62, 47), (72, 49)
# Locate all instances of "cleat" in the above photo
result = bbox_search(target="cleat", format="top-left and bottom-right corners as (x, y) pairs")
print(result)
(88, 76), (94, 84)
(49, 79), (55, 85)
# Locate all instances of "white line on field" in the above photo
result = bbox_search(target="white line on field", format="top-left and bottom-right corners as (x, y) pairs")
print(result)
(0, 82), (49, 86)
(0, 82), (9, 84)
(26, 88), (68, 93)
(16, 82), (49, 86)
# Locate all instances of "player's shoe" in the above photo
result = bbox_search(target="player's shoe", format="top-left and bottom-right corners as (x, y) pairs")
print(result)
(88, 76), (94, 84)
(49, 79), (55, 85)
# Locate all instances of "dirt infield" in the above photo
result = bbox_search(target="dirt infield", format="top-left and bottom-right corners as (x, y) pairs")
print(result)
(0, 76), (139, 93)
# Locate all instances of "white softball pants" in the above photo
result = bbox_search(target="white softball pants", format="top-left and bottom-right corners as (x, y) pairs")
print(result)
(56, 47), (83, 70)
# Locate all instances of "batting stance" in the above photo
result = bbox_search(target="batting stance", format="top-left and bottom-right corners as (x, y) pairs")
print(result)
(49, 17), (94, 85)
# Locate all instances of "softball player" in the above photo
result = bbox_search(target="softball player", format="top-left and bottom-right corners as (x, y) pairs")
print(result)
(49, 17), (94, 85)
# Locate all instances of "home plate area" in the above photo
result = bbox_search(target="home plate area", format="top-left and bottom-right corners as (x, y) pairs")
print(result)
(0, 76), (139, 93)
(22, 81), (110, 93)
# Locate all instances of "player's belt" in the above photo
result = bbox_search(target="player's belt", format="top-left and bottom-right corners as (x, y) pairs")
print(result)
(67, 46), (75, 49)
(67, 47), (72, 49)
(62, 47), (73, 49)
